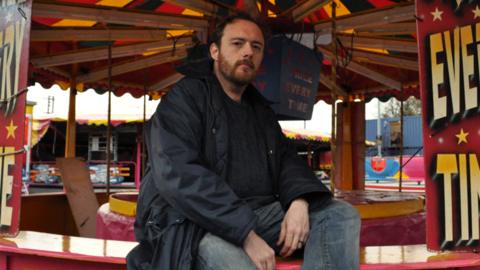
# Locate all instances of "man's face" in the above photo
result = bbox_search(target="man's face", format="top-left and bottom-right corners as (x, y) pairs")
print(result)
(210, 19), (265, 87)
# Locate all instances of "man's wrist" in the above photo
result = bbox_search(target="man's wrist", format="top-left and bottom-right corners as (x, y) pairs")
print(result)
(291, 198), (309, 207)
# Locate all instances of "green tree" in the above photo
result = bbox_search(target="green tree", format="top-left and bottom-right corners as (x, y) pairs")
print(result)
(381, 96), (422, 118)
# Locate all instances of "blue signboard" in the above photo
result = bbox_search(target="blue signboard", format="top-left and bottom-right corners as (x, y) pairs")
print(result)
(254, 36), (322, 120)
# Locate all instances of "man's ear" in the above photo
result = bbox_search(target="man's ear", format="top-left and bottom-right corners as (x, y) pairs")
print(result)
(209, 43), (219, 61)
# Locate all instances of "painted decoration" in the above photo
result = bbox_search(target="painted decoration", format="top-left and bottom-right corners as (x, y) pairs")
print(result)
(417, 0), (480, 250)
(0, 0), (32, 236)
(254, 36), (322, 120)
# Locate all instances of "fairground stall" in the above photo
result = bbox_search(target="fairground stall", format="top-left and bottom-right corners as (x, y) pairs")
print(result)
(2, 0), (480, 269)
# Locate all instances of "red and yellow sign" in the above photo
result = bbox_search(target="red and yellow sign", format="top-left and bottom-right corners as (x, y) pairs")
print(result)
(418, 0), (480, 251)
(0, 0), (32, 236)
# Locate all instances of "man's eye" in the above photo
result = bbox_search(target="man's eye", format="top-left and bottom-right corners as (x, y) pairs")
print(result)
(232, 41), (242, 46)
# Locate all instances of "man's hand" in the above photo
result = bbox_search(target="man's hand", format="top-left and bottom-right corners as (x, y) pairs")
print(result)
(243, 230), (276, 270)
(277, 198), (309, 257)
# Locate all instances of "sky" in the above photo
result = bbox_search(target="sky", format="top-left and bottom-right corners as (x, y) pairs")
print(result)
(278, 99), (382, 134)
(27, 83), (382, 133)
(27, 83), (160, 122)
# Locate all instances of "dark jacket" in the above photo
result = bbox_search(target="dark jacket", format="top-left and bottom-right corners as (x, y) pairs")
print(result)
(127, 74), (331, 270)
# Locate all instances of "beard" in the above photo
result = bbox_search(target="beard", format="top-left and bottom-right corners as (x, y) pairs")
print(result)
(218, 52), (257, 87)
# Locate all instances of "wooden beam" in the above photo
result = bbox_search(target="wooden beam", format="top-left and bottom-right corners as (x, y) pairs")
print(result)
(149, 73), (185, 91)
(319, 73), (347, 96)
(354, 81), (418, 94)
(315, 3), (414, 35)
(162, 0), (218, 17)
(43, 66), (70, 78)
(243, 0), (261, 18)
(318, 46), (402, 91)
(77, 48), (187, 83)
(30, 28), (168, 42)
(355, 22), (416, 36)
(351, 49), (418, 71)
(292, 0), (330, 23)
(31, 37), (192, 67)
(337, 35), (417, 53)
(32, 1), (208, 30)
(96, 79), (146, 91)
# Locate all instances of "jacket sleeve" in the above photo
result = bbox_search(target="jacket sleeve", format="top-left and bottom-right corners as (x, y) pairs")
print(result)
(147, 80), (256, 246)
(275, 121), (332, 210)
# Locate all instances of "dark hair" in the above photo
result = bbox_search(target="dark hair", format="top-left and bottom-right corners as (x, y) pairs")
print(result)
(209, 12), (268, 47)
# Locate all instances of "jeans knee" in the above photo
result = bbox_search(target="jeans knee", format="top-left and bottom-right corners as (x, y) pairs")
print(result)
(196, 233), (256, 270)
(341, 202), (361, 227)
(314, 200), (361, 229)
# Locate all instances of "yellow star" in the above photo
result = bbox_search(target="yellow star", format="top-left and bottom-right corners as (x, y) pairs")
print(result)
(473, 5), (480, 19)
(455, 128), (469, 144)
(5, 120), (17, 139)
(431, 7), (443, 21)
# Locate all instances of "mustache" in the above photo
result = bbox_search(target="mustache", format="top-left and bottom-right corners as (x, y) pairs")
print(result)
(235, 59), (255, 69)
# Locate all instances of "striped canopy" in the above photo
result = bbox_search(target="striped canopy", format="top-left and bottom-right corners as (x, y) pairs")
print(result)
(29, 0), (417, 101)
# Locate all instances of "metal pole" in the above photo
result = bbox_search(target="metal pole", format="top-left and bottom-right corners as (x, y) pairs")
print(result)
(377, 100), (382, 157)
(25, 113), (33, 193)
(398, 99), (404, 192)
(142, 83), (147, 179)
(106, 45), (112, 198)
(329, 1), (337, 193)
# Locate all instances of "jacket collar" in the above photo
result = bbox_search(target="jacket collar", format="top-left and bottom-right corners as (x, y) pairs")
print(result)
(202, 72), (272, 114)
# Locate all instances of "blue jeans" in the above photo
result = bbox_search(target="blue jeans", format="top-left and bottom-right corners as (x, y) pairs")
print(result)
(196, 199), (361, 270)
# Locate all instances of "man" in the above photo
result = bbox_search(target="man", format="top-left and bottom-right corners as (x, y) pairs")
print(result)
(128, 13), (360, 270)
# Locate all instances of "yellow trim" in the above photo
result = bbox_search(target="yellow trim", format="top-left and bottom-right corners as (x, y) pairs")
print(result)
(181, 9), (203, 17)
(109, 193), (137, 217)
(357, 47), (389, 55)
(323, 0), (350, 18)
(26, 104), (34, 115)
(52, 0), (132, 27)
(52, 19), (97, 27)
(97, 0), (132, 7)
(166, 30), (193, 38)
(391, 171), (409, 180)
(108, 190), (424, 219)
(354, 197), (424, 219)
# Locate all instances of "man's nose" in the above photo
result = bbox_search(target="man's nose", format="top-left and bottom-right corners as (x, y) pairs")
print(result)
(242, 42), (254, 57)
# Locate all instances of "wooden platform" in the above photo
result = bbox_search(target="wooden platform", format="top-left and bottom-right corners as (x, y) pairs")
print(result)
(0, 231), (136, 270)
(1, 231), (480, 270)
(106, 190), (426, 220)
(336, 190), (424, 219)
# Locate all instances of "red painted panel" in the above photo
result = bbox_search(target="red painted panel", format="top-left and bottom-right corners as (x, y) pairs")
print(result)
(417, 0), (480, 251)
(8, 254), (125, 270)
(0, 0), (32, 237)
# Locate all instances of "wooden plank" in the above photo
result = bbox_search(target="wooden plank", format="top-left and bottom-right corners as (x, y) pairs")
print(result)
(351, 49), (418, 71)
(163, 0), (217, 16)
(337, 35), (417, 53)
(77, 48), (187, 83)
(355, 22), (416, 36)
(32, 1), (208, 30)
(355, 81), (418, 94)
(243, 0), (260, 18)
(30, 28), (168, 42)
(148, 73), (185, 91)
(292, 0), (330, 22)
(1, 231), (137, 264)
(318, 47), (402, 91)
(43, 66), (70, 78)
(319, 73), (347, 96)
(315, 3), (414, 34)
(56, 158), (98, 238)
(31, 37), (192, 67)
